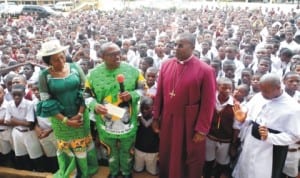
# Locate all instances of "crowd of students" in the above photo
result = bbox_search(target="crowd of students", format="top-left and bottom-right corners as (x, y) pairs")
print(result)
(0, 4), (300, 178)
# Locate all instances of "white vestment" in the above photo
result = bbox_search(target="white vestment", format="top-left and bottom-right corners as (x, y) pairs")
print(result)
(233, 92), (300, 178)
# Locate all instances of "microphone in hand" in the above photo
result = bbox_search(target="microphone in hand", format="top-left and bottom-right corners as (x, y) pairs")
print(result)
(116, 74), (125, 93)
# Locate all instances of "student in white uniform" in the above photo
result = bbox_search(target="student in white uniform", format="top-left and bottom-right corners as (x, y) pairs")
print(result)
(232, 73), (300, 178)
(4, 84), (45, 171)
(282, 72), (300, 178)
(31, 82), (58, 173)
(0, 86), (14, 168)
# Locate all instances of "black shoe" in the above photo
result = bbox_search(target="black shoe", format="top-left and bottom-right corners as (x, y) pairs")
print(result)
(107, 174), (118, 178)
(122, 174), (132, 178)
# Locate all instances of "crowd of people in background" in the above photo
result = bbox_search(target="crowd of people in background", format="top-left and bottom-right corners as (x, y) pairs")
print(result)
(0, 3), (300, 178)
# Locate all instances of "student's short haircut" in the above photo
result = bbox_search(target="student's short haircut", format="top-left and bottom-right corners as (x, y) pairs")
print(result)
(238, 84), (250, 95)
(253, 71), (264, 78)
(203, 30), (213, 36)
(146, 67), (158, 75)
(222, 60), (236, 69)
(228, 44), (239, 52)
(243, 53), (254, 58)
(211, 59), (222, 68)
(193, 50), (200, 58)
(241, 68), (254, 75)
(202, 57), (211, 65)
(291, 61), (300, 71)
(283, 71), (299, 81)
(258, 57), (272, 64)
(130, 40), (136, 46)
(217, 77), (233, 86)
(8, 60), (18, 67)
(31, 81), (39, 87)
(140, 96), (153, 107)
(24, 63), (35, 72)
(115, 40), (122, 48)
(143, 56), (154, 66)
(279, 48), (293, 58)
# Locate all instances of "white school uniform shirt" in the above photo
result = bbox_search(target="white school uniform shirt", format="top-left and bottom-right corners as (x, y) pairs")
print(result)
(222, 58), (244, 83)
(153, 54), (168, 69)
(147, 83), (157, 97)
(282, 90), (300, 177)
(215, 94), (239, 130)
(129, 55), (141, 68)
(32, 98), (52, 130)
(200, 49), (217, 61)
(233, 92), (300, 178)
(276, 61), (292, 78)
(0, 100), (9, 130)
(126, 49), (137, 64)
(5, 98), (35, 130)
(4, 88), (13, 102)
(291, 90), (300, 103)
(279, 40), (300, 53)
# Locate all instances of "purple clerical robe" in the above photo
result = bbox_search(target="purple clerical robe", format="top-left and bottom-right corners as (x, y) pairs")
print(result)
(153, 55), (216, 178)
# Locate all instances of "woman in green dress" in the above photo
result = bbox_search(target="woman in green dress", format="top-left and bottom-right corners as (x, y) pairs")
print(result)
(37, 39), (98, 178)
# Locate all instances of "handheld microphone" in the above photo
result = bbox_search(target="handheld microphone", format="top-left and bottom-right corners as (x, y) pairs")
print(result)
(116, 74), (125, 93)
(116, 74), (130, 123)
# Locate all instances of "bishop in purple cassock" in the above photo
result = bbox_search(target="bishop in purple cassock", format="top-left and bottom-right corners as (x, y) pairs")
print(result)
(152, 33), (216, 178)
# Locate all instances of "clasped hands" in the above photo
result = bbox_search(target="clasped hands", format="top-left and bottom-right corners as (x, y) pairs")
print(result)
(66, 114), (83, 128)
(35, 127), (52, 139)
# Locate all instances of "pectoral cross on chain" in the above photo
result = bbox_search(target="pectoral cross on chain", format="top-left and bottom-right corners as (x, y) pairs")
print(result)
(169, 90), (176, 98)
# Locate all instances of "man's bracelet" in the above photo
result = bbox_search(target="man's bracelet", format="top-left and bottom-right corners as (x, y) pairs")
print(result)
(62, 117), (68, 124)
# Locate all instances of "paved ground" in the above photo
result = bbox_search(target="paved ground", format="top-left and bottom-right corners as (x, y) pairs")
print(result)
(92, 166), (158, 178)
(0, 166), (158, 178)
(0, 1), (298, 177)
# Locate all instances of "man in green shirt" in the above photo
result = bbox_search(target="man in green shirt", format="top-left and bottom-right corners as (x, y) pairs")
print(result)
(85, 42), (145, 178)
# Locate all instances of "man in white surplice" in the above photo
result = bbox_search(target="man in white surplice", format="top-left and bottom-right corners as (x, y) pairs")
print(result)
(232, 73), (300, 178)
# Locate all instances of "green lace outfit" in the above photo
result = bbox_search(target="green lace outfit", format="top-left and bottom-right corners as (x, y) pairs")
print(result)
(37, 63), (98, 178)
(86, 62), (145, 176)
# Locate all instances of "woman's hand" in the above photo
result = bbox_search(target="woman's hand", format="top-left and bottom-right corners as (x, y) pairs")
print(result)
(70, 114), (82, 121)
(66, 115), (83, 128)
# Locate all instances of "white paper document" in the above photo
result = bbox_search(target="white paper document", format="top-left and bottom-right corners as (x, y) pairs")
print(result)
(104, 103), (126, 119)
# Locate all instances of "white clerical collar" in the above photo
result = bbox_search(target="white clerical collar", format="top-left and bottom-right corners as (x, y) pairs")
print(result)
(177, 55), (194, 64)
(270, 90), (285, 102)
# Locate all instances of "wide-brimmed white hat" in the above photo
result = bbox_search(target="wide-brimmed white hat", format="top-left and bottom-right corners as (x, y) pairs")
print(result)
(37, 39), (69, 57)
